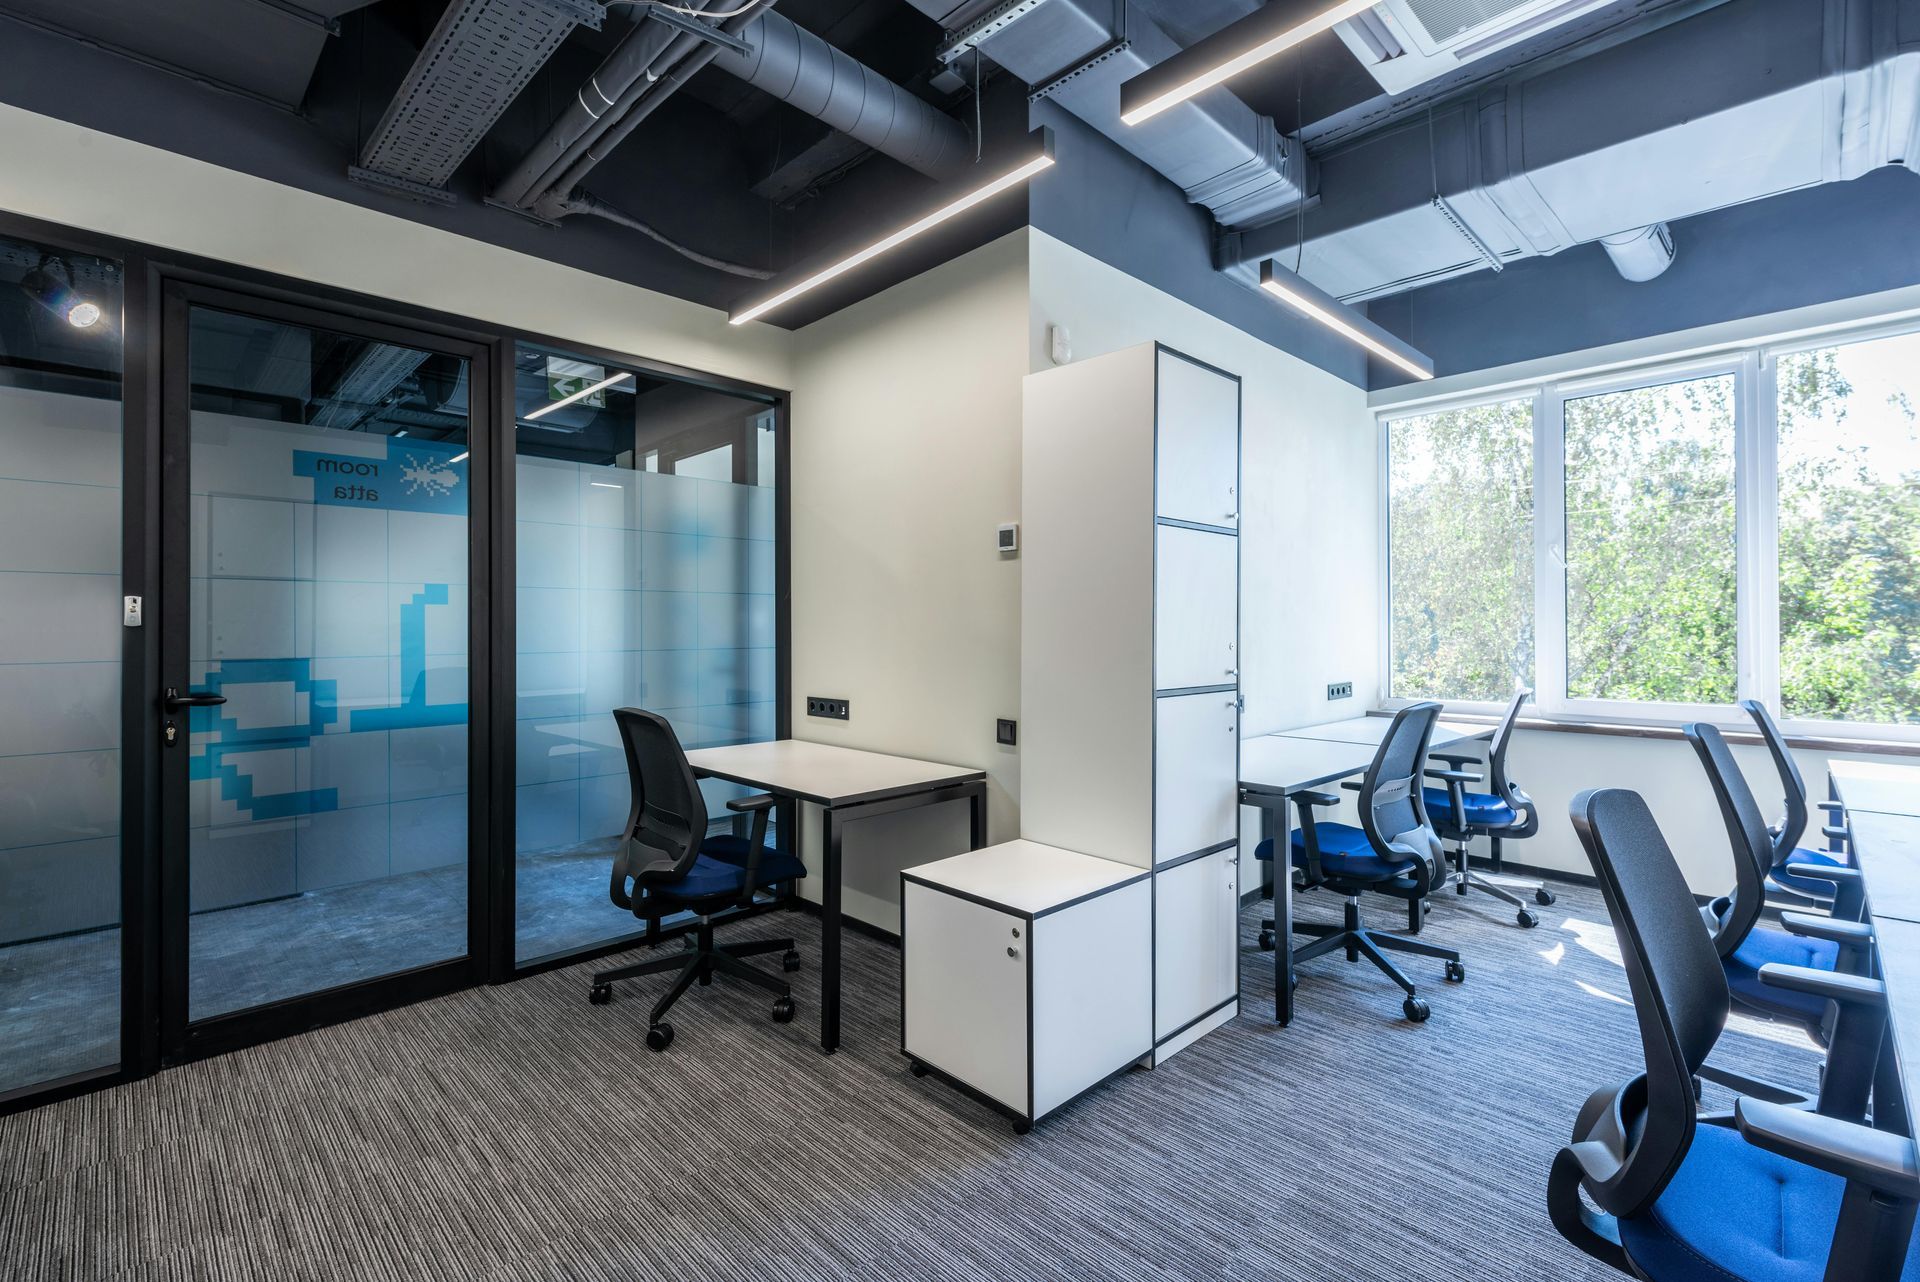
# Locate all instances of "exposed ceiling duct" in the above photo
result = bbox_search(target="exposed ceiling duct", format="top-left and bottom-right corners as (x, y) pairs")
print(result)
(352, 0), (603, 203)
(707, 11), (973, 182)
(493, 1), (973, 276)
(1215, 0), (1920, 302)
(913, 0), (1311, 229)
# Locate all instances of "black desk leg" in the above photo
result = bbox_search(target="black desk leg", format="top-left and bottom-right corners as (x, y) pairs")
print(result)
(1266, 800), (1294, 1027)
(820, 804), (843, 1054)
(966, 780), (988, 850)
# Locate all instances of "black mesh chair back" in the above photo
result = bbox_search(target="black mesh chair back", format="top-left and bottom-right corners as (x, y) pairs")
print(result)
(1683, 722), (1772, 959)
(1739, 697), (1810, 868)
(1566, 788), (1730, 1219)
(1485, 688), (1541, 837)
(608, 707), (708, 909)
(1358, 701), (1447, 890)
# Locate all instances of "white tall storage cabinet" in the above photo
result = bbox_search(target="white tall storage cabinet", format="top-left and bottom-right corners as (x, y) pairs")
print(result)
(1022, 342), (1242, 1063)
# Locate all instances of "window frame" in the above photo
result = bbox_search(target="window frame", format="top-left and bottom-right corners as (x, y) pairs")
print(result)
(1379, 321), (1920, 744)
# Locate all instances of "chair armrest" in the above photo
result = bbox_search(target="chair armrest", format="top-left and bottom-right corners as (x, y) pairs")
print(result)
(1823, 825), (1853, 843)
(1429, 751), (1480, 768)
(1780, 912), (1873, 947)
(1817, 799), (1847, 813)
(1735, 1098), (1920, 1197)
(1424, 767), (1482, 784)
(1785, 863), (1860, 888)
(1289, 789), (1340, 809)
(1340, 779), (1363, 793)
(1757, 963), (1885, 1006)
(723, 794), (777, 908)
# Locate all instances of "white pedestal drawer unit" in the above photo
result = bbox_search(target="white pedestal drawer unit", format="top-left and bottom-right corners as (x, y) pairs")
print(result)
(1020, 341), (1242, 1067)
(900, 841), (1153, 1132)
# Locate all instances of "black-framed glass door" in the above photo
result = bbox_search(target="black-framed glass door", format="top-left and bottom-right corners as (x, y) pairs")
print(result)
(157, 283), (491, 1057)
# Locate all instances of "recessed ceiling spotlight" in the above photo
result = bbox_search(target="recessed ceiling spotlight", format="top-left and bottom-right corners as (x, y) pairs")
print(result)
(21, 256), (103, 329)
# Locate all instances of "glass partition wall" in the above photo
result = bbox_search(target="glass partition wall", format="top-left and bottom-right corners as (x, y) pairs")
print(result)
(512, 342), (781, 965)
(0, 231), (125, 1098)
(0, 208), (789, 1112)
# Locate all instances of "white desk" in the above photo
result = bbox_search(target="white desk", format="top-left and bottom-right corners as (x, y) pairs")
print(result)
(1278, 714), (1489, 748)
(1240, 715), (1495, 1025)
(1830, 759), (1920, 819)
(682, 739), (988, 1054)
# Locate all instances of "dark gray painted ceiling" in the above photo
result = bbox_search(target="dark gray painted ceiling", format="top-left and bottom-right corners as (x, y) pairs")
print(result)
(0, 0), (1850, 355)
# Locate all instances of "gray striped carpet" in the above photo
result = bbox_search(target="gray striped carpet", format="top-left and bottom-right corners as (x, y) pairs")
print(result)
(0, 875), (1822, 1282)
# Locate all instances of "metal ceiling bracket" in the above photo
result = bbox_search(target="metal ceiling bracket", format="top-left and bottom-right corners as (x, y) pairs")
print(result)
(937, 0), (1056, 65)
(482, 196), (564, 228)
(642, 4), (753, 56)
(1027, 36), (1131, 104)
(236, 0), (343, 36)
(537, 0), (606, 27)
(348, 166), (458, 206)
(1431, 195), (1504, 273)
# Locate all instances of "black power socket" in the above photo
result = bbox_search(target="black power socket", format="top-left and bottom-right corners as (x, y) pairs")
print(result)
(807, 696), (850, 720)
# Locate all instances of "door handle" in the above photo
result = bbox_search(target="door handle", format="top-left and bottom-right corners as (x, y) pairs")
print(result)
(164, 688), (227, 709)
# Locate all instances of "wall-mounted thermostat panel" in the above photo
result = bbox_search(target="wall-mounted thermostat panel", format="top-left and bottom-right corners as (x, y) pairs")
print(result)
(997, 522), (1019, 554)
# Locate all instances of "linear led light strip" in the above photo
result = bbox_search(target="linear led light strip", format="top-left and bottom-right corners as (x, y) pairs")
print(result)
(731, 132), (1055, 326)
(1119, 0), (1381, 126)
(523, 370), (634, 421)
(1260, 260), (1434, 381)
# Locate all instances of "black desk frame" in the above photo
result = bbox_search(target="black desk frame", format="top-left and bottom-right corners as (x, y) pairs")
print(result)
(691, 763), (989, 1052)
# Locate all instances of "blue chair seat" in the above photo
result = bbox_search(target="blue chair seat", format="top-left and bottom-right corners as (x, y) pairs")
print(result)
(1420, 786), (1518, 828)
(651, 842), (806, 903)
(1723, 925), (1840, 1026)
(1253, 827), (1417, 882)
(1618, 1119), (1920, 1282)
(1768, 846), (1847, 900)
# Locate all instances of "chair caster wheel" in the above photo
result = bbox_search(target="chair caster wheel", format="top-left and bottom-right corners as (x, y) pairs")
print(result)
(782, 950), (801, 972)
(1517, 909), (1539, 928)
(909, 1059), (931, 1078)
(1257, 929), (1275, 951)
(1403, 997), (1431, 1022)
(645, 1023), (674, 1052)
(1445, 961), (1465, 984)
(771, 996), (795, 1024)
(1535, 888), (1556, 906)
(589, 983), (612, 1005)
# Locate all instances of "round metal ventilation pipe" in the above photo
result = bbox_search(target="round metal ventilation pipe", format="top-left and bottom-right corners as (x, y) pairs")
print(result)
(1600, 223), (1676, 282)
(711, 12), (972, 183)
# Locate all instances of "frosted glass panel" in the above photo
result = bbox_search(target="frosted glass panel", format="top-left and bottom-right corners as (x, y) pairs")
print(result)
(184, 306), (470, 1020)
(0, 234), (123, 1095)
(513, 345), (778, 963)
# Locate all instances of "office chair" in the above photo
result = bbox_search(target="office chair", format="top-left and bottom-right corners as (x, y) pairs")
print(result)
(586, 708), (808, 1052)
(1685, 722), (1873, 1046)
(1741, 698), (1860, 914)
(1254, 701), (1463, 1022)
(1548, 787), (1911, 1282)
(1422, 687), (1556, 929)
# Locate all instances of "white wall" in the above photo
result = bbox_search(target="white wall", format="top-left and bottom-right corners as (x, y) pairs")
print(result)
(785, 231), (1030, 929)
(0, 104), (792, 392)
(1444, 729), (1901, 897)
(1027, 230), (1380, 737)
